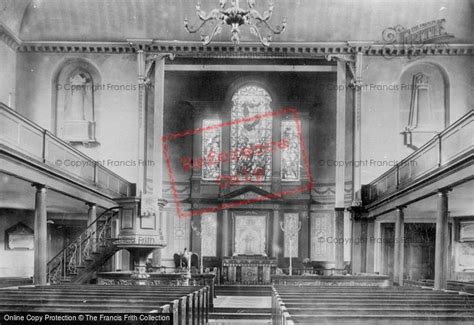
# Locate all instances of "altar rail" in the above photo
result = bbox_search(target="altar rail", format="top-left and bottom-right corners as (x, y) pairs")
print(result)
(97, 272), (216, 309)
(362, 110), (473, 205)
(0, 103), (135, 198)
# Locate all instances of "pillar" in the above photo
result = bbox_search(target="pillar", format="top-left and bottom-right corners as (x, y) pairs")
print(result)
(299, 211), (310, 261)
(136, 49), (147, 194)
(352, 52), (363, 205)
(334, 208), (345, 270)
(434, 190), (449, 290)
(221, 210), (230, 257)
(33, 184), (47, 285)
(150, 55), (170, 267)
(394, 206), (405, 286)
(350, 215), (367, 274)
(365, 218), (375, 273)
(272, 209), (281, 258)
(334, 57), (347, 271)
(86, 203), (97, 251)
(191, 214), (202, 256)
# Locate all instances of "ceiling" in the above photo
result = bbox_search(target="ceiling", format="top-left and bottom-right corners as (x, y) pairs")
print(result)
(0, 172), (105, 217)
(0, 0), (472, 43)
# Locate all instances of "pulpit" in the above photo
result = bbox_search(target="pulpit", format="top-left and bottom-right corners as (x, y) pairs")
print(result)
(222, 255), (277, 284)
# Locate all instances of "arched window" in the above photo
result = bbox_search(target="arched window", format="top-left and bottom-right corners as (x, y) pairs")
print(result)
(230, 85), (272, 181)
(54, 60), (99, 144)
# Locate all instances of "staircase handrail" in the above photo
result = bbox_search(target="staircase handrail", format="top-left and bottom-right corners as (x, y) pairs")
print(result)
(47, 206), (121, 282)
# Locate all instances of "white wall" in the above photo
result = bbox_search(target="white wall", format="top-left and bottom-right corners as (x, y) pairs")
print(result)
(0, 210), (34, 278)
(360, 56), (473, 184)
(0, 41), (16, 107)
(15, 52), (139, 183)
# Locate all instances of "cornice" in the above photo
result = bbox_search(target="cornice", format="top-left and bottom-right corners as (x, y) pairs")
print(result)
(0, 24), (22, 51)
(14, 40), (474, 57)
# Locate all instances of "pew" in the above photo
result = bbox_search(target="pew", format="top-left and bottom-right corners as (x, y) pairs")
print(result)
(272, 285), (474, 324)
(0, 284), (211, 325)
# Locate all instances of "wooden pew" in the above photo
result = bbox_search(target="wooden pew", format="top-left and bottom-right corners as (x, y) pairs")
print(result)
(272, 285), (474, 324)
(0, 285), (210, 325)
(27, 284), (211, 324)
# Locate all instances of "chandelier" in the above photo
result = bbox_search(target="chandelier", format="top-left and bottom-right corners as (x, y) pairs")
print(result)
(184, 0), (286, 47)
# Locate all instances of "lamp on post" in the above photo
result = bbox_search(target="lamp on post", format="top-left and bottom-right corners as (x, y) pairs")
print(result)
(280, 217), (301, 276)
(190, 221), (204, 274)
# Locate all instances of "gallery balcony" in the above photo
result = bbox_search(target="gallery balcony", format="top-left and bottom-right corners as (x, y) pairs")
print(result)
(0, 103), (135, 204)
(362, 110), (474, 213)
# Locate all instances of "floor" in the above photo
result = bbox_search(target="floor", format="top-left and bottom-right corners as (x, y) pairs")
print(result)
(213, 296), (271, 309)
(209, 296), (272, 324)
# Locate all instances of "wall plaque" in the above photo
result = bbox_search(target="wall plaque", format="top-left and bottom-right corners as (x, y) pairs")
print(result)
(5, 222), (34, 250)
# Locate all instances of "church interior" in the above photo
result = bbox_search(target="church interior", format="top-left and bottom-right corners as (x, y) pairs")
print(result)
(0, 0), (473, 323)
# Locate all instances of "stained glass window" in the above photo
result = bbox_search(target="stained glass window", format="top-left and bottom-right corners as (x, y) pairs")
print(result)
(230, 85), (272, 181)
(202, 119), (221, 180)
(281, 120), (300, 181)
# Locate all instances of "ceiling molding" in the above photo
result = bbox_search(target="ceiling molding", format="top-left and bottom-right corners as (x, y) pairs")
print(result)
(14, 40), (474, 58)
(0, 23), (22, 51)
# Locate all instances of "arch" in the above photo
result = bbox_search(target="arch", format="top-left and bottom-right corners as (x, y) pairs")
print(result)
(52, 58), (101, 144)
(399, 61), (450, 150)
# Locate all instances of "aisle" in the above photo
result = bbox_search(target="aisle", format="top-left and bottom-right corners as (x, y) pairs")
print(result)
(209, 286), (272, 324)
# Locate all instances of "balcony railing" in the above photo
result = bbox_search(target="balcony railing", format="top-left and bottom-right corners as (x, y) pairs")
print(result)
(363, 110), (474, 205)
(0, 103), (135, 198)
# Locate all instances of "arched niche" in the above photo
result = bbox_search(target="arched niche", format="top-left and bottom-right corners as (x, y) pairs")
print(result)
(52, 59), (101, 145)
(399, 62), (449, 150)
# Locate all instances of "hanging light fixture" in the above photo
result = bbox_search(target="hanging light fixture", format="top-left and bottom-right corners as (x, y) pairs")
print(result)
(184, 0), (286, 47)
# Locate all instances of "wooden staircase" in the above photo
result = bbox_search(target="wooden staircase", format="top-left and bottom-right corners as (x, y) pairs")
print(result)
(47, 207), (120, 284)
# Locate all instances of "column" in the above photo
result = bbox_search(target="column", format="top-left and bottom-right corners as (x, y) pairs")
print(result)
(350, 215), (367, 274)
(334, 208), (345, 270)
(136, 49), (147, 194)
(365, 218), (376, 273)
(299, 211), (310, 261)
(334, 58), (347, 271)
(394, 207), (405, 286)
(434, 190), (449, 290)
(272, 112), (282, 193)
(221, 210), (230, 257)
(150, 55), (171, 267)
(86, 203), (97, 252)
(191, 214), (202, 256)
(272, 209), (281, 258)
(352, 52), (363, 205)
(33, 184), (47, 285)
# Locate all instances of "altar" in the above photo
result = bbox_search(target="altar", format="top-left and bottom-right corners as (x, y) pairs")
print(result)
(222, 255), (277, 284)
